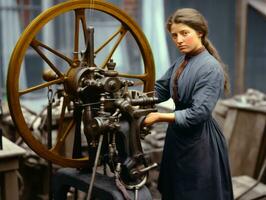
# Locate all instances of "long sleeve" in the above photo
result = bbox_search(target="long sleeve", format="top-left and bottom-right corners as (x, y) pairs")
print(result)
(174, 61), (224, 128)
(155, 59), (179, 103)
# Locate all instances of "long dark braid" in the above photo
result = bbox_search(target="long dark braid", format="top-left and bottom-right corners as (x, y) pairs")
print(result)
(167, 8), (230, 95)
(202, 37), (230, 95)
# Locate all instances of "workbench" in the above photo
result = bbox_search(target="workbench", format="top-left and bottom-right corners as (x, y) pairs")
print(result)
(0, 136), (26, 200)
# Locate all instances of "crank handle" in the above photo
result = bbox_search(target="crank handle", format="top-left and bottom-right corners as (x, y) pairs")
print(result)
(132, 163), (158, 175)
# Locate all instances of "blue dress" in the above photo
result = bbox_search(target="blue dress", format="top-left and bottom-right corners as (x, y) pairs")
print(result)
(155, 50), (234, 200)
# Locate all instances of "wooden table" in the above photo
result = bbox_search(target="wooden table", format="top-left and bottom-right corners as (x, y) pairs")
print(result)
(233, 175), (266, 199)
(215, 99), (266, 180)
(0, 136), (26, 200)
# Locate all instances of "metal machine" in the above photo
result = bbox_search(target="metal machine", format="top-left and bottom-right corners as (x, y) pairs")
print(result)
(7, 0), (158, 198)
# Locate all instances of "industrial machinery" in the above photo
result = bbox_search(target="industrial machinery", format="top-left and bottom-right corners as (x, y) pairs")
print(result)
(7, 0), (158, 198)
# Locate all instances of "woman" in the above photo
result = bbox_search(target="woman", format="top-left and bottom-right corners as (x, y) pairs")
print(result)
(143, 8), (234, 200)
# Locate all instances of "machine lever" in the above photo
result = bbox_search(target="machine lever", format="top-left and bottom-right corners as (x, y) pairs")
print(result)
(132, 163), (158, 175)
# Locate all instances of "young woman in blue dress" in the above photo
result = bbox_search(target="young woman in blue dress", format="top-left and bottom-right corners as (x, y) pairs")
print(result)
(143, 8), (233, 200)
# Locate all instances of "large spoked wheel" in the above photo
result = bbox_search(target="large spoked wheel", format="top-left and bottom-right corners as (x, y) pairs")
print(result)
(7, 0), (155, 168)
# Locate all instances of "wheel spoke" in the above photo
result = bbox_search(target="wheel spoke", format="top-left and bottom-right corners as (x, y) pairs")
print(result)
(118, 73), (148, 81)
(80, 10), (88, 43)
(32, 38), (73, 65)
(30, 39), (64, 78)
(57, 96), (69, 134)
(19, 78), (65, 96)
(51, 119), (75, 153)
(74, 9), (87, 61)
(100, 26), (127, 68)
(118, 73), (148, 87)
(95, 26), (127, 54)
(50, 96), (69, 153)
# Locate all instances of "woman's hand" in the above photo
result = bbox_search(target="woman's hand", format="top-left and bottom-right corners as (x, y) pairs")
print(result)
(143, 112), (176, 126)
(143, 112), (161, 126)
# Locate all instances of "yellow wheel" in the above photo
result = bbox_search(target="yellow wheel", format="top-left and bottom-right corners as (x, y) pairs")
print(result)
(7, 0), (155, 168)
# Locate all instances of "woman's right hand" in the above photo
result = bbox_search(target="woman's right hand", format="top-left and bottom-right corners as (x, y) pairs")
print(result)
(143, 112), (175, 126)
(143, 112), (160, 126)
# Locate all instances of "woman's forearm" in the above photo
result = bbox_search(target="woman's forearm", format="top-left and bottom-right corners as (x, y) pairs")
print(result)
(157, 113), (175, 123)
(143, 112), (175, 126)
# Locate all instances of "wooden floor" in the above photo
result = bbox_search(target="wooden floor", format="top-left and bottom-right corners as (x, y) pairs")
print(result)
(232, 176), (266, 200)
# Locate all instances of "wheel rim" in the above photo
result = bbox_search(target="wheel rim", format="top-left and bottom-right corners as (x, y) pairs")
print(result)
(7, 0), (155, 168)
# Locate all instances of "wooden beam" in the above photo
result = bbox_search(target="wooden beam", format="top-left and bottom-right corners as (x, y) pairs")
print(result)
(235, 0), (248, 94)
(235, 0), (266, 94)
(249, 0), (266, 18)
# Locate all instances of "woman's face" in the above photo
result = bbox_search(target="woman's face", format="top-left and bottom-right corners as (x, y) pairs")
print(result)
(170, 23), (203, 54)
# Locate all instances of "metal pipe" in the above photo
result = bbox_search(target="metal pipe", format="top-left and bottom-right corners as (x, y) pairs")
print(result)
(86, 134), (104, 200)
(47, 89), (53, 200)
(134, 188), (138, 200)
(84, 26), (95, 67)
